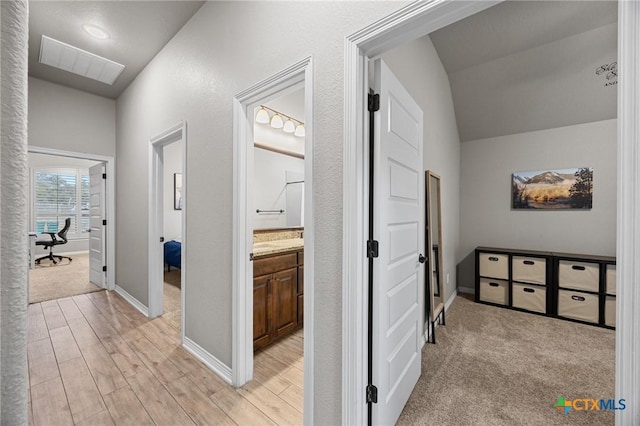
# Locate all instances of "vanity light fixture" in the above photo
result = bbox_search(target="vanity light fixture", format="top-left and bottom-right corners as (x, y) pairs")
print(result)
(255, 105), (305, 138)
(270, 114), (284, 129)
(256, 107), (270, 124)
(283, 119), (295, 133)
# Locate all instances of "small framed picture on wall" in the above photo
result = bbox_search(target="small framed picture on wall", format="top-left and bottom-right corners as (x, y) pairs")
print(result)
(174, 173), (183, 210)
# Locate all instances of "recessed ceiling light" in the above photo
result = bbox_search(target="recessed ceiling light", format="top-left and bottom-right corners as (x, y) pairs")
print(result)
(82, 24), (109, 40)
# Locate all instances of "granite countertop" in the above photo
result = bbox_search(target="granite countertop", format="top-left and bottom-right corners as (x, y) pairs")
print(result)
(253, 238), (304, 258)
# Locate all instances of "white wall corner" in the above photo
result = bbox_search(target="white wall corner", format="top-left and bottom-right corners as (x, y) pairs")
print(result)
(183, 337), (233, 385)
(457, 286), (475, 295)
(115, 285), (149, 317)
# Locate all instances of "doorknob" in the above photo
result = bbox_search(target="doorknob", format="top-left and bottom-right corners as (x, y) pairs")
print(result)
(418, 254), (427, 264)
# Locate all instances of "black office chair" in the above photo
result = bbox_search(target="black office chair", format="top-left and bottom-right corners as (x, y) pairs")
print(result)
(35, 218), (73, 265)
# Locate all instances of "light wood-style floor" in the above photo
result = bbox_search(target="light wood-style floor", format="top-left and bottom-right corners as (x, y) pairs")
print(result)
(27, 285), (304, 425)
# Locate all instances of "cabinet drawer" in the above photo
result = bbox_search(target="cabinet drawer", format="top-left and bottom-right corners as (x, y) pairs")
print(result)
(606, 264), (616, 295)
(253, 253), (297, 277)
(605, 296), (616, 327)
(479, 278), (508, 305)
(512, 256), (546, 285)
(557, 290), (598, 324)
(512, 283), (546, 314)
(558, 260), (599, 292)
(479, 253), (508, 279)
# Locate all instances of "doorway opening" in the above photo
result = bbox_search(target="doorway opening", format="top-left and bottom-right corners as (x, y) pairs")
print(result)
(148, 122), (186, 342)
(232, 57), (314, 424)
(344, 1), (635, 424)
(26, 146), (115, 304)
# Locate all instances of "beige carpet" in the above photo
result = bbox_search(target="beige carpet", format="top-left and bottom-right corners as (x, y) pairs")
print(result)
(29, 252), (102, 304)
(398, 294), (615, 426)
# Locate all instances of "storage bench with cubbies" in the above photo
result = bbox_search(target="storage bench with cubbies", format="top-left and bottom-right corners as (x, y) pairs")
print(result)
(475, 247), (615, 329)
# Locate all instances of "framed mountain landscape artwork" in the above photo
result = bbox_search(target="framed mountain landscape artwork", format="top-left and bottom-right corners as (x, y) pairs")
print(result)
(512, 167), (593, 210)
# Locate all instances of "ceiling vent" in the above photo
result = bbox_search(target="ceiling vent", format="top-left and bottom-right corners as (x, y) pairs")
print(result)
(39, 35), (125, 85)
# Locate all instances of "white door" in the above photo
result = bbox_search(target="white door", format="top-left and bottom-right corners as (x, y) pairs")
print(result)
(372, 59), (424, 426)
(89, 163), (106, 287)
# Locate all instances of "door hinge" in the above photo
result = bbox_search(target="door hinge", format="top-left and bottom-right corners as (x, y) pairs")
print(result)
(366, 384), (378, 404)
(367, 240), (379, 258)
(102, 219), (107, 226)
(102, 173), (107, 179)
(102, 266), (107, 272)
(368, 93), (380, 112)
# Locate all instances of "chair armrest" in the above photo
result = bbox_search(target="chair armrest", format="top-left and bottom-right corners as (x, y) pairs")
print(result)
(43, 232), (58, 242)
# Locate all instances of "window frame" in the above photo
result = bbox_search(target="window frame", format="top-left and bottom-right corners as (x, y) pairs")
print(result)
(31, 166), (90, 240)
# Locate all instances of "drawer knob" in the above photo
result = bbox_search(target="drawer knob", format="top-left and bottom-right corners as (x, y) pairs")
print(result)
(523, 288), (535, 293)
(488, 257), (499, 262)
(571, 295), (586, 301)
(523, 260), (535, 265)
(489, 282), (500, 287)
(571, 265), (586, 271)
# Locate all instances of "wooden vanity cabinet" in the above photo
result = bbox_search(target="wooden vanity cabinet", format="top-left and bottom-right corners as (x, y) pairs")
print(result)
(253, 249), (303, 351)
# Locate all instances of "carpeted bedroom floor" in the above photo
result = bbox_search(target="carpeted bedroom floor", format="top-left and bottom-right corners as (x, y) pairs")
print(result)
(398, 294), (615, 426)
(28, 252), (102, 304)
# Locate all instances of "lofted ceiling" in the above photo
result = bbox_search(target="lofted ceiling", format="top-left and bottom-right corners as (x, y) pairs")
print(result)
(430, 1), (618, 142)
(28, 1), (205, 99)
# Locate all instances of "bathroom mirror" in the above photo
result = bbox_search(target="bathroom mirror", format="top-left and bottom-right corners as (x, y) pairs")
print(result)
(426, 171), (445, 340)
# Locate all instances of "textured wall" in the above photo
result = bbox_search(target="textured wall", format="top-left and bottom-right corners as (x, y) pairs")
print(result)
(0, 0), (29, 423)
(163, 140), (183, 241)
(380, 34), (462, 308)
(28, 77), (116, 156)
(114, 2), (406, 422)
(459, 119), (617, 288)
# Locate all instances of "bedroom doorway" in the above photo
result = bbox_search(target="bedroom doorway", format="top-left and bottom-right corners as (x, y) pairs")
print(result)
(232, 57), (314, 423)
(26, 146), (116, 304)
(148, 122), (187, 341)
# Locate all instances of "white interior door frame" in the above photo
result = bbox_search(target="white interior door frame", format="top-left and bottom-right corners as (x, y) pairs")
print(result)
(27, 145), (116, 291)
(232, 56), (314, 425)
(148, 122), (187, 343)
(344, 1), (640, 425)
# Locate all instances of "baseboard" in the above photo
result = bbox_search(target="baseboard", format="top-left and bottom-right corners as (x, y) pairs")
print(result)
(114, 285), (149, 317)
(50, 250), (89, 256)
(458, 286), (475, 295)
(445, 289), (458, 311)
(183, 337), (233, 385)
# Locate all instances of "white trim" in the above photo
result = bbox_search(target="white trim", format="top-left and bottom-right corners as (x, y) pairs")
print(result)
(183, 337), (233, 385)
(148, 121), (187, 349)
(457, 286), (474, 295)
(27, 146), (116, 291)
(444, 289), (457, 311)
(616, 2), (640, 424)
(115, 284), (149, 317)
(232, 56), (314, 425)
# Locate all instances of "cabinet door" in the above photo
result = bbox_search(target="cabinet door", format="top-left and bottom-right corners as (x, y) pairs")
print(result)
(272, 267), (297, 338)
(253, 274), (271, 351)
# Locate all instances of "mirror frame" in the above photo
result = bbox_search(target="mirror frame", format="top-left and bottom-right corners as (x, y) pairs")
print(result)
(426, 170), (445, 324)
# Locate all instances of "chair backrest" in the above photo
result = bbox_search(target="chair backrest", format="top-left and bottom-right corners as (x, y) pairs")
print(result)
(57, 218), (71, 243)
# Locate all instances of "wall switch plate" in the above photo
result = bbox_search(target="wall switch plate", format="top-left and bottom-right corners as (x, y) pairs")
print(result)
(446, 273), (450, 284)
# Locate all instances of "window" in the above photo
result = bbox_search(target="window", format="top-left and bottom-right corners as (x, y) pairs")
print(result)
(33, 168), (90, 239)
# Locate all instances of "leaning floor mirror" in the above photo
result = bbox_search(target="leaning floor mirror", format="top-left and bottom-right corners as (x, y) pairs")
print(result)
(426, 170), (445, 343)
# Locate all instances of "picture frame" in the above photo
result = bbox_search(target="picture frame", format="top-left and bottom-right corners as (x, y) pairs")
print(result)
(512, 167), (593, 210)
(174, 173), (183, 210)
